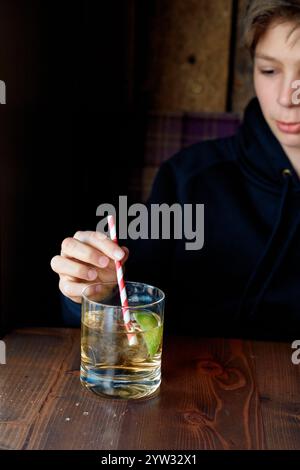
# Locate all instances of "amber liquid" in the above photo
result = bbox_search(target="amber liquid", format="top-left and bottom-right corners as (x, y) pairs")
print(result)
(80, 310), (162, 399)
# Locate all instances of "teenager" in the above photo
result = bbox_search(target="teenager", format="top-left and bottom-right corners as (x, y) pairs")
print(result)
(51, 0), (300, 339)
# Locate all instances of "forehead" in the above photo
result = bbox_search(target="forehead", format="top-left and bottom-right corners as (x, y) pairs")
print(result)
(255, 20), (300, 63)
(256, 20), (300, 50)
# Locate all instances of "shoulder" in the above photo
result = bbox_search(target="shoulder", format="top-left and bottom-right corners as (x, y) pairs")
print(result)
(149, 135), (240, 201)
(164, 135), (238, 179)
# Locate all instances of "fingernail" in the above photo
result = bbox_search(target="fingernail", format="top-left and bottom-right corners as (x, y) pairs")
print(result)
(88, 269), (97, 280)
(98, 256), (109, 268)
(114, 249), (125, 261)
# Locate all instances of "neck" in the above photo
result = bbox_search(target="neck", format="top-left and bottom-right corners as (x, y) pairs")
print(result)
(282, 145), (300, 179)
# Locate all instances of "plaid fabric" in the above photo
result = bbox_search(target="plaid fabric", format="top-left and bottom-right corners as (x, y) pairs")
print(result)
(130, 111), (241, 201)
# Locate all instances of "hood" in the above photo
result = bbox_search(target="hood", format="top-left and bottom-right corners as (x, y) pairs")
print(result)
(234, 97), (300, 324)
(237, 96), (300, 192)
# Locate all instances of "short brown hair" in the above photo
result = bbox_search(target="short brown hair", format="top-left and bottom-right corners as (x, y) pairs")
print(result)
(243, 0), (300, 57)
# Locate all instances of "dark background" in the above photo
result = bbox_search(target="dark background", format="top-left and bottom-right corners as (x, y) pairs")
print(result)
(0, 0), (251, 335)
(0, 0), (151, 333)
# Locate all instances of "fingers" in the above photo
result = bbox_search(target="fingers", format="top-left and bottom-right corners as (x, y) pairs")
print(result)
(51, 246), (129, 294)
(60, 237), (107, 269)
(120, 246), (130, 265)
(73, 231), (126, 262)
(60, 232), (127, 271)
(51, 256), (98, 281)
(51, 231), (131, 304)
(51, 245), (129, 282)
(52, 255), (119, 284)
(59, 277), (88, 303)
(59, 276), (117, 304)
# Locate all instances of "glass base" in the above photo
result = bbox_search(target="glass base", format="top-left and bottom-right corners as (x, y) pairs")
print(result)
(80, 365), (161, 399)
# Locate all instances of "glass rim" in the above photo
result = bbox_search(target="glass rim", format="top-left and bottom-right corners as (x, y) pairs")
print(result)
(81, 280), (165, 309)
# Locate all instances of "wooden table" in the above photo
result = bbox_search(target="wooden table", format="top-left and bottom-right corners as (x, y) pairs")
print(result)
(0, 328), (299, 450)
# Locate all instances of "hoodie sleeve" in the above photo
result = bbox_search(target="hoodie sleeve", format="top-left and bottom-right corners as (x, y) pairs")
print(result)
(61, 293), (82, 327)
(61, 159), (177, 326)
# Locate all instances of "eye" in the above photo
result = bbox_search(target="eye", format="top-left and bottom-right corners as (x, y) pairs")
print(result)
(260, 69), (275, 75)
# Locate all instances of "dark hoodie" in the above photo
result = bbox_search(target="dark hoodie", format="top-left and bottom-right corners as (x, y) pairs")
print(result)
(63, 97), (300, 340)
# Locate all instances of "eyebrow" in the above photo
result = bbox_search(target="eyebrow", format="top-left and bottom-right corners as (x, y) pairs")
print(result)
(255, 53), (300, 64)
(255, 54), (280, 62)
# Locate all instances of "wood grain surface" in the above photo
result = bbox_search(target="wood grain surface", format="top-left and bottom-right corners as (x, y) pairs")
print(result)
(140, 0), (232, 112)
(0, 328), (299, 450)
(232, 0), (255, 114)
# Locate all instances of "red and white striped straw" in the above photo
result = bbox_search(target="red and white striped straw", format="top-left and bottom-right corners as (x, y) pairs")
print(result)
(107, 215), (137, 346)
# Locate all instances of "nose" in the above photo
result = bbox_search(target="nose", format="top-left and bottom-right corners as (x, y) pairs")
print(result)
(277, 77), (296, 107)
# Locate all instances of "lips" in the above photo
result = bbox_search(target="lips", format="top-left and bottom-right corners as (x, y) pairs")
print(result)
(276, 121), (300, 134)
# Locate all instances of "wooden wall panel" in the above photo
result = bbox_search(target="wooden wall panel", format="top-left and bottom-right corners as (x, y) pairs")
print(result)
(141, 0), (233, 112)
(232, 0), (255, 115)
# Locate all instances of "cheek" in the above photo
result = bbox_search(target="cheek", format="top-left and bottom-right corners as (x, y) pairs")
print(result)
(254, 75), (274, 108)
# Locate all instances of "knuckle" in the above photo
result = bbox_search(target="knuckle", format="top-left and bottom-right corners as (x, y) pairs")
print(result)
(59, 279), (71, 296)
(73, 230), (82, 239)
(58, 279), (66, 294)
(75, 264), (89, 279)
(94, 230), (107, 240)
(50, 255), (60, 271)
(85, 246), (98, 263)
(61, 237), (75, 253)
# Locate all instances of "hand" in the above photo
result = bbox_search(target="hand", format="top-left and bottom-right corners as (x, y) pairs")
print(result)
(50, 230), (129, 303)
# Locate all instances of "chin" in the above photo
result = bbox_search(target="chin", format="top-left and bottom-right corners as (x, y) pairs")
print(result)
(268, 122), (300, 145)
(282, 140), (300, 149)
(275, 135), (300, 151)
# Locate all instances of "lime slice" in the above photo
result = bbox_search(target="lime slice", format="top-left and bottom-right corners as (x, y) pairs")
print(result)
(133, 311), (163, 358)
